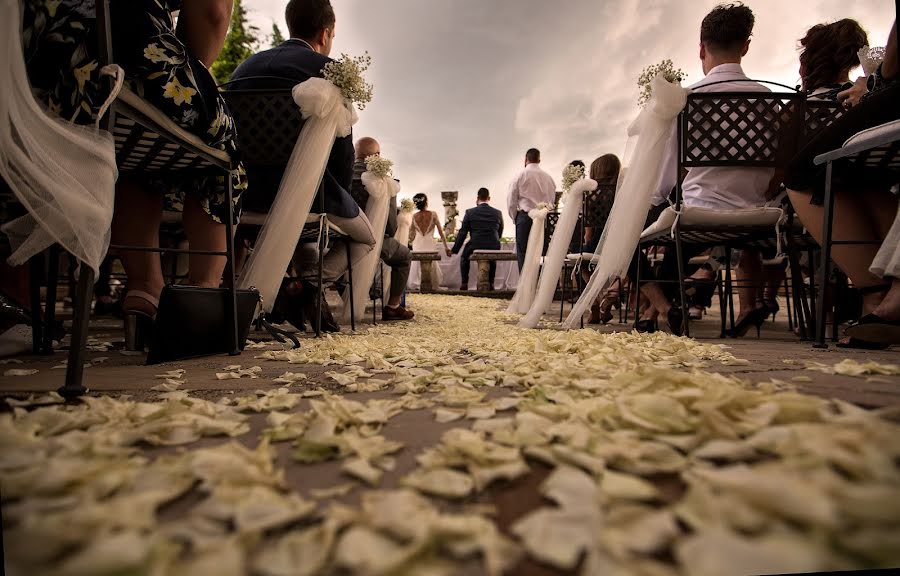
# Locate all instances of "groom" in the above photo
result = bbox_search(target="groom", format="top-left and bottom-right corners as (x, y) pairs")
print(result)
(451, 188), (504, 291)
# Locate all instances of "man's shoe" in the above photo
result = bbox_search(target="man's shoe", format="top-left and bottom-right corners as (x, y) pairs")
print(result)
(459, 284), (468, 291)
(300, 282), (340, 333)
(383, 305), (415, 321)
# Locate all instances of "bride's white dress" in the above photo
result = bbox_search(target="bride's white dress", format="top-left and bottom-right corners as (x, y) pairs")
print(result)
(408, 211), (443, 290)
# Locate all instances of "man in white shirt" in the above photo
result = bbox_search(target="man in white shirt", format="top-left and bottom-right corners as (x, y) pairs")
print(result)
(637, 2), (775, 336)
(507, 148), (557, 270)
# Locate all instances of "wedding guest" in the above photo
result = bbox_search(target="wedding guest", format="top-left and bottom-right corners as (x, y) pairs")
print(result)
(350, 137), (414, 321)
(507, 148), (557, 271)
(786, 17), (900, 348)
(451, 188), (504, 291)
(584, 154), (622, 324)
(21, 0), (249, 349)
(231, 0), (375, 331)
(634, 2), (776, 337)
(799, 19), (869, 100)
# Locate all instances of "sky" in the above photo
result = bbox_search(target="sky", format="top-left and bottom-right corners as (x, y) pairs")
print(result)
(244, 0), (894, 233)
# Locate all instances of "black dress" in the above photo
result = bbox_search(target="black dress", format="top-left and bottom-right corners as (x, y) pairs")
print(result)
(21, 0), (248, 223)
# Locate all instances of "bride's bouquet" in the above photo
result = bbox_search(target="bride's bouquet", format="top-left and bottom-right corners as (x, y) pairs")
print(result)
(637, 59), (686, 107)
(561, 164), (585, 193)
(323, 52), (374, 110)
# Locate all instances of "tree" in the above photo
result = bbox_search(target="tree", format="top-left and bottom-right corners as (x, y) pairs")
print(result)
(210, 0), (259, 85)
(270, 23), (285, 48)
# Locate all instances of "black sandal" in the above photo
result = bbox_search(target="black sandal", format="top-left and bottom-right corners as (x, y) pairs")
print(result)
(844, 314), (900, 345)
(835, 337), (891, 350)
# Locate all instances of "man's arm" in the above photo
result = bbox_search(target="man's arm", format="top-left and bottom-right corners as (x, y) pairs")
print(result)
(497, 210), (504, 239)
(451, 214), (470, 254)
(507, 176), (520, 221)
(385, 197), (398, 238)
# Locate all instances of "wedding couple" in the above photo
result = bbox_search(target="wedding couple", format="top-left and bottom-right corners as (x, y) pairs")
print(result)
(408, 189), (504, 291)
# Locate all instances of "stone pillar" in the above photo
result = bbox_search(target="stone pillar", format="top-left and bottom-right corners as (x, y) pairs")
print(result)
(420, 261), (434, 293)
(442, 191), (459, 238)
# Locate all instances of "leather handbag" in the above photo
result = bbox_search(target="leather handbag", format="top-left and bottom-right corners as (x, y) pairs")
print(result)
(146, 285), (261, 365)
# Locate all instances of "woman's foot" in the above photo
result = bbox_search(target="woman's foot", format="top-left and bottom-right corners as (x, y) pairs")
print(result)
(689, 305), (705, 321)
(123, 290), (159, 351)
(835, 336), (891, 350)
(726, 307), (768, 339)
(760, 299), (780, 322)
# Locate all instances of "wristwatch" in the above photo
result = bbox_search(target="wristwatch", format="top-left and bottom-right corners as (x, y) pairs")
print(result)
(866, 63), (885, 94)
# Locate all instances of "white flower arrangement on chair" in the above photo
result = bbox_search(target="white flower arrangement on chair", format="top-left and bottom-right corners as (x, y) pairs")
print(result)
(561, 164), (585, 193)
(322, 52), (374, 110)
(364, 154), (393, 179)
(637, 59), (686, 107)
(399, 198), (415, 213)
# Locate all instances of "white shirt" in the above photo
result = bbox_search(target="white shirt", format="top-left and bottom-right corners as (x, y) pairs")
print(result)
(651, 63), (774, 210)
(507, 163), (557, 220)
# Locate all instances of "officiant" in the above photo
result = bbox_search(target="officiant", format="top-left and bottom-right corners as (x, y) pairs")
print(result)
(451, 188), (504, 291)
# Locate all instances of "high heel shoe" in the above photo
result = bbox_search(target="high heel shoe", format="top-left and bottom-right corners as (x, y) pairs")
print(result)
(635, 319), (657, 334)
(726, 307), (767, 339)
(666, 307), (685, 337)
(123, 290), (158, 351)
(760, 299), (780, 322)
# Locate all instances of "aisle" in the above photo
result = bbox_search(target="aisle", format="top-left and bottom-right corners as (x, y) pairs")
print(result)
(2, 295), (899, 575)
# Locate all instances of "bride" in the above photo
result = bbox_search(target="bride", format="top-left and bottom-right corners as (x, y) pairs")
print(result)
(408, 193), (451, 290)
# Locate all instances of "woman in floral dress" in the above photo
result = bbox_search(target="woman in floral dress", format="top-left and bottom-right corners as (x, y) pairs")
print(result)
(21, 0), (248, 342)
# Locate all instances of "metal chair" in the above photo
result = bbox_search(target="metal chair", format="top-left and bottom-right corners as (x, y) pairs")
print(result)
(220, 79), (357, 336)
(636, 83), (805, 338)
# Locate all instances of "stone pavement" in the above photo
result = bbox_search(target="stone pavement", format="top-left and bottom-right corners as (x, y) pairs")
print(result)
(1, 294), (899, 575)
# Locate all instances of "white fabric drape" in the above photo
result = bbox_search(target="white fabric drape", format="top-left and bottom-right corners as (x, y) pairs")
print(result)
(507, 205), (549, 314)
(563, 76), (689, 329)
(340, 172), (400, 323)
(519, 179), (595, 328)
(1, 0), (118, 275)
(238, 78), (358, 312)
(871, 204), (900, 279)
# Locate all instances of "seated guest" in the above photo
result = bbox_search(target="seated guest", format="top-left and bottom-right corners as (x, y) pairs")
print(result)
(584, 154), (621, 324)
(799, 19), (869, 100)
(231, 0), (375, 331)
(21, 0), (248, 349)
(786, 17), (899, 348)
(633, 2), (775, 337)
(350, 137), (414, 321)
(451, 188), (504, 291)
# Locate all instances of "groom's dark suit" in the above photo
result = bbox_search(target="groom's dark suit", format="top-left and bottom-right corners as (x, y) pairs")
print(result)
(451, 203), (504, 289)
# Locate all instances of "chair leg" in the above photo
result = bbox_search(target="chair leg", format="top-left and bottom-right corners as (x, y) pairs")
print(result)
(717, 272), (727, 338)
(785, 273), (794, 333)
(725, 247), (735, 333)
(674, 230), (689, 338)
(346, 241), (355, 333)
(42, 245), (60, 355)
(224, 178), (240, 356)
(60, 265), (93, 400)
(633, 247), (642, 330)
(29, 255), (43, 354)
(315, 231), (324, 339)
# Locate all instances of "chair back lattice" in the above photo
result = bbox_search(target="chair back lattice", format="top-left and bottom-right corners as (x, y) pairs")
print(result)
(804, 101), (845, 138)
(680, 91), (805, 169)
(544, 212), (560, 255)
(221, 88), (306, 168)
(112, 115), (219, 173)
(582, 183), (616, 233)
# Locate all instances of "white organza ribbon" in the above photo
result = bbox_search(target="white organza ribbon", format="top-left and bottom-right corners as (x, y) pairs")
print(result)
(238, 78), (358, 312)
(519, 179), (595, 328)
(340, 172), (400, 323)
(1, 0), (118, 275)
(562, 76), (689, 329)
(507, 205), (549, 314)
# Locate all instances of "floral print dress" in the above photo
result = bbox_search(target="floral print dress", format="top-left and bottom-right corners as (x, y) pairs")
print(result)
(21, 0), (247, 224)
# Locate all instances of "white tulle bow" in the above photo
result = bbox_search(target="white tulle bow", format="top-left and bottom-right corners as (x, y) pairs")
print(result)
(292, 78), (358, 138)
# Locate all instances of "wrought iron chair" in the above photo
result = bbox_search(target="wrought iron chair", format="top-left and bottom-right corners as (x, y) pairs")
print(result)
(636, 83), (805, 338)
(220, 79), (357, 336)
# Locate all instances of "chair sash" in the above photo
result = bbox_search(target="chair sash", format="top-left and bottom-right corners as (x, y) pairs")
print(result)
(507, 205), (549, 314)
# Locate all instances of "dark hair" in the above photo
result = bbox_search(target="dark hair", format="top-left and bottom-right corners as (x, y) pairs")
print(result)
(413, 193), (428, 211)
(526, 148), (541, 163)
(589, 154), (621, 183)
(799, 19), (868, 92)
(477, 188), (490, 201)
(700, 3), (755, 55)
(285, 0), (336, 41)
(569, 160), (585, 169)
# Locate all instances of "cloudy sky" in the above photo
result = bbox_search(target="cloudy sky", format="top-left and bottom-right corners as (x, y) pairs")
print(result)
(244, 0), (893, 231)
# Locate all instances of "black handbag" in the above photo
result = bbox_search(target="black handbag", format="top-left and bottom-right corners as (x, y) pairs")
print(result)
(146, 285), (261, 365)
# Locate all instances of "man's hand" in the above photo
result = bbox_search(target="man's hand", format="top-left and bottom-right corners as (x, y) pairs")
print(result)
(837, 77), (867, 109)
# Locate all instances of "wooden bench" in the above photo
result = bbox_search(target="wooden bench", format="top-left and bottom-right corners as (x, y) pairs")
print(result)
(411, 251), (442, 292)
(470, 250), (517, 292)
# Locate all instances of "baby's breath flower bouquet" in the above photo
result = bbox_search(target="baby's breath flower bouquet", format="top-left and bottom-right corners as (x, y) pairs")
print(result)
(322, 52), (374, 110)
(399, 198), (415, 213)
(561, 164), (585, 193)
(534, 202), (551, 211)
(365, 154), (393, 179)
(859, 46), (885, 76)
(637, 59), (686, 107)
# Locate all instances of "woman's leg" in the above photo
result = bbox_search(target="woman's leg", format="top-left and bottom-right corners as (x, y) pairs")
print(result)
(788, 187), (897, 312)
(111, 179), (164, 311)
(182, 194), (227, 288)
(736, 249), (763, 319)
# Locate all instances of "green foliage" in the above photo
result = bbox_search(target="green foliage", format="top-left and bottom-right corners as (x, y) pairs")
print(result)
(210, 0), (259, 85)
(270, 23), (285, 48)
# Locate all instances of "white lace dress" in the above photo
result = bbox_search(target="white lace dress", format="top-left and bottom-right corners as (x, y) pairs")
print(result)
(408, 211), (444, 290)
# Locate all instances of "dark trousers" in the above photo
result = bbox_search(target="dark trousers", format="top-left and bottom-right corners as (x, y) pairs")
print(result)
(381, 238), (411, 301)
(515, 211), (532, 271)
(460, 244), (497, 288)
